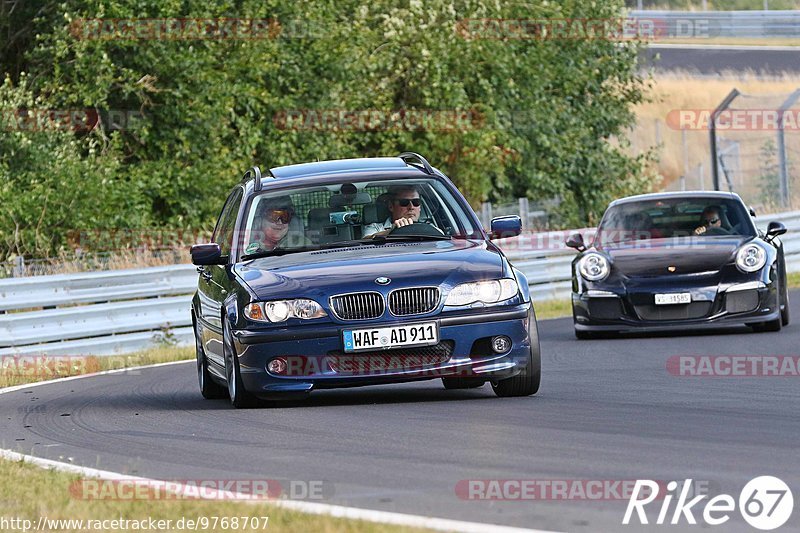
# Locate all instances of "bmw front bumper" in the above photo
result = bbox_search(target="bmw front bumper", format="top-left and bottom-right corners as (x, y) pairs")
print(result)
(232, 303), (535, 396)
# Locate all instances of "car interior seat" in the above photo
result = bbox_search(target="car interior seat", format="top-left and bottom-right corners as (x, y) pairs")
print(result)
(306, 207), (332, 244)
(363, 193), (392, 225)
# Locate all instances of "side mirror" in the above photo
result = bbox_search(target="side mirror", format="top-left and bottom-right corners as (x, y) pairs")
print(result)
(191, 243), (225, 265)
(489, 215), (522, 239)
(766, 221), (787, 241)
(566, 233), (586, 252)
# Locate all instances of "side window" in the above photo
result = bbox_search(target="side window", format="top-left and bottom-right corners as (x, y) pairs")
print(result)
(212, 188), (243, 258)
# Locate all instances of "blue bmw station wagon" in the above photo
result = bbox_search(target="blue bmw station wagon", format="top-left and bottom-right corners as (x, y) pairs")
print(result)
(191, 153), (540, 407)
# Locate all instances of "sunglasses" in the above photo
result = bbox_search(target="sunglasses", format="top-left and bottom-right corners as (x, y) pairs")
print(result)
(265, 208), (294, 225)
(395, 198), (421, 207)
(706, 217), (720, 224)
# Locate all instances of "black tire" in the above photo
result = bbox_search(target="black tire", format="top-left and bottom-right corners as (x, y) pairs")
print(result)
(752, 280), (783, 332)
(575, 329), (599, 340)
(194, 315), (226, 399)
(781, 272), (790, 326)
(442, 377), (485, 390)
(753, 317), (782, 332)
(223, 319), (260, 408)
(492, 308), (541, 397)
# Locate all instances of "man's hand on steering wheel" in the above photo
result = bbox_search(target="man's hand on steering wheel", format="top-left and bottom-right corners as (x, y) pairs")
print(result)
(391, 217), (415, 229)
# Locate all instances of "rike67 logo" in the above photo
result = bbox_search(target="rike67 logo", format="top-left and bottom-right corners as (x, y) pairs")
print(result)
(624, 476), (793, 530)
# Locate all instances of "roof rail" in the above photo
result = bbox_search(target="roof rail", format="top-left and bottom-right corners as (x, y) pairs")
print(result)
(242, 166), (275, 192)
(398, 152), (434, 175)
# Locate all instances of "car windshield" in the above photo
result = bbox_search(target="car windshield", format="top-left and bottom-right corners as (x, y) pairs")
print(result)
(237, 177), (479, 259)
(595, 197), (757, 246)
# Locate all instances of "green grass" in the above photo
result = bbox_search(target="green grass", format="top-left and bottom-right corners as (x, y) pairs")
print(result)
(534, 298), (572, 320)
(0, 459), (429, 533)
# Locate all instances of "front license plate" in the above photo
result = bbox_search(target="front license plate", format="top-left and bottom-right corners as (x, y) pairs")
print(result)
(654, 292), (692, 305)
(343, 322), (439, 353)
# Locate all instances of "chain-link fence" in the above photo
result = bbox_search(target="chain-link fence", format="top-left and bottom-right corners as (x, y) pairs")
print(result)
(708, 89), (800, 210)
(477, 198), (559, 231)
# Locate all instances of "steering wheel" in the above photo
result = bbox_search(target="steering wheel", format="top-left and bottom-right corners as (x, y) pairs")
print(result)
(703, 226), (732, 236)
(386, 222), (446, 237)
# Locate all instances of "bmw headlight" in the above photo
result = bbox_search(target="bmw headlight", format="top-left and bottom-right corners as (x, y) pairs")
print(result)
(244, 300), (327, 322)
(578, 253), (610, 281)
(735, 244), (766, 273)
(444, 279), (518, 306)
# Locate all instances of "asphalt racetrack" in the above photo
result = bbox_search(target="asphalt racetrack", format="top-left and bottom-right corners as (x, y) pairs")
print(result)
(3, 293), (800, 532)
(643, 44), (800, 75)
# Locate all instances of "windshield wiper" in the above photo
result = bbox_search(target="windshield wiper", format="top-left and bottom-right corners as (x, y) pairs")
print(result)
(365, 234), (451, 244)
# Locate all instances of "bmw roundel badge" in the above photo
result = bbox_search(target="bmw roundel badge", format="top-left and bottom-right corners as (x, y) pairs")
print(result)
(375, 277), (391, 285)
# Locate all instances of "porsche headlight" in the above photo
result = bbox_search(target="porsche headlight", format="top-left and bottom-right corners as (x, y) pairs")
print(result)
(579, 253), (610, 281)
(736, 244), (766, 273)
(245, 300), (327, 322)
(444, 279), (518, 306)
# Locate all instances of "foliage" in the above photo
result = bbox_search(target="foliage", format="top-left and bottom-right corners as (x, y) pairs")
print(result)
(1, 0), (653, 257)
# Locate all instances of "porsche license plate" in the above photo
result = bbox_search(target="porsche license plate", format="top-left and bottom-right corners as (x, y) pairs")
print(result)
(343, 322), (439, 353)
(654, 293), (691, 305)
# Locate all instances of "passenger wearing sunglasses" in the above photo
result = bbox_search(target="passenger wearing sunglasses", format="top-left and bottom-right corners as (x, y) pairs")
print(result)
(362, 185), (422, 238)
(247, 196), (297, 253)
(694, 206), (730, 236)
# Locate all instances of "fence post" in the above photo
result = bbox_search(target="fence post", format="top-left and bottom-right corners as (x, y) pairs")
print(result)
(13, 256), (25, 278)
(518, 197), (529, 230)
(480, 202), (491, 228)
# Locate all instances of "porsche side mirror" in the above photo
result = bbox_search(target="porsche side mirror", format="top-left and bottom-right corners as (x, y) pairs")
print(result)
(766, 221), (787, 241)
(566, 233), (586, 252)
(191, 243), (225, 265)
(490, 215), (522, 239)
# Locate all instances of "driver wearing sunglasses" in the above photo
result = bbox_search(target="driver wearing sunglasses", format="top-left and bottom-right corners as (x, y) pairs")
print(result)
(694, 206), (728, 235)
(247, 196), (296, 253)
(362, 185), (423, 238)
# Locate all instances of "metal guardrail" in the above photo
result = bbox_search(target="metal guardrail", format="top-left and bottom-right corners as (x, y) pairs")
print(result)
(2, 212), (800, 356)
(631, 10), (800, 38)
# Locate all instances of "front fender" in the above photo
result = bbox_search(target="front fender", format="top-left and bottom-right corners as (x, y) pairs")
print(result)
(512, 266), (531, 303)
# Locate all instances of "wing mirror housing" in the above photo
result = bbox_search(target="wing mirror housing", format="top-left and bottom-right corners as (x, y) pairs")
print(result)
(766, 221), (787, 242)
(489, 215), (522, 239)
(191, 243), (225, 265)
(566, 233), (586, 252)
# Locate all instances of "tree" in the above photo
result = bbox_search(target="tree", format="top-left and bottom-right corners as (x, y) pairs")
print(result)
(1, 0), (653, 257)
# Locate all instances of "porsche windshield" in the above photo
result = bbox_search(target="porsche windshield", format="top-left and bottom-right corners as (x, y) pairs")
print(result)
(238, 178), (479, 259)
(595, 198), (757, 246)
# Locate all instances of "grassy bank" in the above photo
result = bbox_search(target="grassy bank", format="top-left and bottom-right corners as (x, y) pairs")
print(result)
(0, 346), (195, 389)
(0, 459), (427, 533)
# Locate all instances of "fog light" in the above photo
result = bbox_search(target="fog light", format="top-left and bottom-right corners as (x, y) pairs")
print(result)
(491, 336), (511, 354)
(267, 358), (287, 375)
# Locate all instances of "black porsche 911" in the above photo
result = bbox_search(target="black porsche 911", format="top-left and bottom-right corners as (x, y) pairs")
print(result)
(566, 191), (789, 338)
